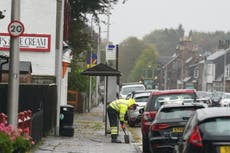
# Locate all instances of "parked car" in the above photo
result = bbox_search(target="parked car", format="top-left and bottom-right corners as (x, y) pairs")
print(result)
(148, 102), (207, 153)
(177, 107), (230, 153)
(219, 92), (230, 107)
(196, 91), (212, 106)
(126, 90), (151, 127)
(119, 83), (146, 99)
(211, 91), (224, 107)
(141, 89), (198, 153)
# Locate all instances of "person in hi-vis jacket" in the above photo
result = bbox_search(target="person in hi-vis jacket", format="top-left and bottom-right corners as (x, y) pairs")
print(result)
(107, 98), (137, 143)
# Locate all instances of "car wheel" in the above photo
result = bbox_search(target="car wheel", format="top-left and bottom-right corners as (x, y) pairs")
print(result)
(128, 118), (135, 127)
(142, 136), (150, 153)
(128, 121), (135, 127)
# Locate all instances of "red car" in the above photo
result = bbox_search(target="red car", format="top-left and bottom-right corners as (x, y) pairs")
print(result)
(140, 89), (198, 153)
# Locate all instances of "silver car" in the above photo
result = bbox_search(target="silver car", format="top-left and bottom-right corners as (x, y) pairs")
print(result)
(126, 91), (152, 127)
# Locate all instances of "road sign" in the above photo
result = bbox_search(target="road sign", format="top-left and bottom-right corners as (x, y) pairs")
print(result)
(8, 20), (24, 37)
(106, 44), (116, 60)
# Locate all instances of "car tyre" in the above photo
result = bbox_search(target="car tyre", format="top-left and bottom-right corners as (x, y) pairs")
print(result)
(128, 117), (135, 127)
(142, 136), (150, 153)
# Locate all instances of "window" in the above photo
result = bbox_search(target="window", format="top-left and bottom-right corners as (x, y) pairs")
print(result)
(194, 67), (199, 78)
(158, 107), (197, 120)
(200, 117), (230, 137)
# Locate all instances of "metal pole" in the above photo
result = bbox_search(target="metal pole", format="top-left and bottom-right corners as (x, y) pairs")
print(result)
(96, 25), (101, 106)
(55, 0), (64, 136)
(223, 50), (226, 92)
(105, 13), (110, 64)
(104, 76), (108, 136)
(164, 65), (167, 90)
(7, 0), (20, 127)
(181, 53), (184, 89)
(202, 57), (207, 91)
(88, 17), (94, 112)
(89, 51), (92, 112)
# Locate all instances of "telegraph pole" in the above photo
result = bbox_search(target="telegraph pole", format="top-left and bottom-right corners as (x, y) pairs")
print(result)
(7, 0), (21, 127)
(55, 0), (64, 136)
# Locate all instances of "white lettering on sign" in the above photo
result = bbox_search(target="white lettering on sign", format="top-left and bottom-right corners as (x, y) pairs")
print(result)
(0, 33), (51, 52)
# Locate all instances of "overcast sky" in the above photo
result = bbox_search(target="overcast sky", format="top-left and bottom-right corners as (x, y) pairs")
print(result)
(99, 0), (230, 44)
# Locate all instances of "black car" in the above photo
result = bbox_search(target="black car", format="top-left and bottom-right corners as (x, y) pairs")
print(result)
(177, 107), (230, 153)
(148, 102), (207, 153)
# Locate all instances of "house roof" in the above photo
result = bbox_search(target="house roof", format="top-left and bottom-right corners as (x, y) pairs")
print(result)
(81, 63), (121, 76)
(207, 49), (225, 61)
(185, 57), (193, 64)
(157, 56), (173, 66)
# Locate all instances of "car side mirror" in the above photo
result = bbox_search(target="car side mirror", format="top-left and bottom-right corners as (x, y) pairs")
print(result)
(139, 108), (144, 114)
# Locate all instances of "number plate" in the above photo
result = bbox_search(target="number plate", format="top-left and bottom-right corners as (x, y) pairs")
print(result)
(220, 146), (230, 153)
(172, 127), (184, 133)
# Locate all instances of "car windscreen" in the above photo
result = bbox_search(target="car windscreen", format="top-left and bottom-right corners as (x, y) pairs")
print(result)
(121, 86), (145, 95)
(157, 107), (198, 120)
(199, 117), (230, 138)
(149, 94), (195, 110)
(134, 96), (149, 102)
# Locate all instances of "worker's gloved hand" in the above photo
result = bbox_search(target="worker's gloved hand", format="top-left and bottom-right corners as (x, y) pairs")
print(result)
(120, 121), (125, 129)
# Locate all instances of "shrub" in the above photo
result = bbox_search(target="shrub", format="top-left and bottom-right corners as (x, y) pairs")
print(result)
(0, 123), (34, 153)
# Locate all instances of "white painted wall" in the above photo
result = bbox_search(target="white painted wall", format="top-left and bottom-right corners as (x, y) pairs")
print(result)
(0, 0), (57, 76)
(207, 63), (215, 83)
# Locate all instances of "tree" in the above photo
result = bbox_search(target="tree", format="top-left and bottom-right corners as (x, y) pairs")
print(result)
(143, 25), (184, 56)
(130, 45), (158, 81)
(69, 0), (118, 21)
(118, 37), (146, 82)
(68, 1), (121, 92)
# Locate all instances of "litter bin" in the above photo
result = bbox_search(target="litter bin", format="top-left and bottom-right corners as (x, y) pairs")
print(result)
(60, 105), (74, 137)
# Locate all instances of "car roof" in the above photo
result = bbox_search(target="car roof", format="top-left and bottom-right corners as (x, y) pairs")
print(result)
(150, 89), (196, 96)
(133, 92), (151, 98)
(121, 84), (145, 88)
(160, 102), (207, 109)
(131, 90), (151, 94)
(196, 107), (230, 122)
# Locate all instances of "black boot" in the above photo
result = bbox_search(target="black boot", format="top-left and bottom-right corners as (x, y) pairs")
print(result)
(111, 134), (122, 143)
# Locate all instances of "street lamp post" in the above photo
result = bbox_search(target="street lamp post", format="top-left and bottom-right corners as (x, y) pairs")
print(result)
(223, 49), (227, 92)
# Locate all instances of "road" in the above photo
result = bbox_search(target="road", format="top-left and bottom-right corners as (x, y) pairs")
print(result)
(127, 125), (143, 152)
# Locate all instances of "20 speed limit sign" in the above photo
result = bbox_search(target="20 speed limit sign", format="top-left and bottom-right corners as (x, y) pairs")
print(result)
(8, 20), (25, 37)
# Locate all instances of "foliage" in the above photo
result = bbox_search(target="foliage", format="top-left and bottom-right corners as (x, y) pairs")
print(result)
(68, 59), (88, 92)
(143, 25), (184, 56)
(0, 132), (13, 153)
(190, 30), (230, 53)
(130, 45), (158, 81)
(13, 136), (32, 153)
(118, 37), (147, 82)
(69, 0), (118, 21)
(0, 123), (34, 153)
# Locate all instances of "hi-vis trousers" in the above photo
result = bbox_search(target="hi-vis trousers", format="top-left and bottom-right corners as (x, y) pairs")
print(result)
(107, 106), (119, 136)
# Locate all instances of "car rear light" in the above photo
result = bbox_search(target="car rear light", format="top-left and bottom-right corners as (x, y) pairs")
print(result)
(189, 125), (203, 147)
(151, 123), (170, 131)
(143, 112), (156, 122)
(143, 112), (152, 122)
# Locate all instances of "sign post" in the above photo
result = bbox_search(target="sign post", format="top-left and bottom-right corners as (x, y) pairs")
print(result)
(106, 44), (116, 61)
(8, 20), (24, 37)
(7, 0), (22, 127)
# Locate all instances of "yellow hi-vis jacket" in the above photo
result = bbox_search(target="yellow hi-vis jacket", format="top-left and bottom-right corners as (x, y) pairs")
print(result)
(109, 98), (136, 122)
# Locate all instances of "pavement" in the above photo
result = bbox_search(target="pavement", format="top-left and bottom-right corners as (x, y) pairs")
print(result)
(32, 103), (142, 153)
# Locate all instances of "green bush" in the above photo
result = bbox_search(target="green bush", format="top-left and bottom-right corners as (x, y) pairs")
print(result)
(0, 123), (34, 153)
(0, 132), (13, 153)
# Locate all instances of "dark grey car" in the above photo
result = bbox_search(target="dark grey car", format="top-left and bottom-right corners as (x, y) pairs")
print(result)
(177, 107), (230, 153)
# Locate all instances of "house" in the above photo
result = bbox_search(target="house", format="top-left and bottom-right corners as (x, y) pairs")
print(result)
(158, 36), (200, 90)
(203, 48), (230, 92)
